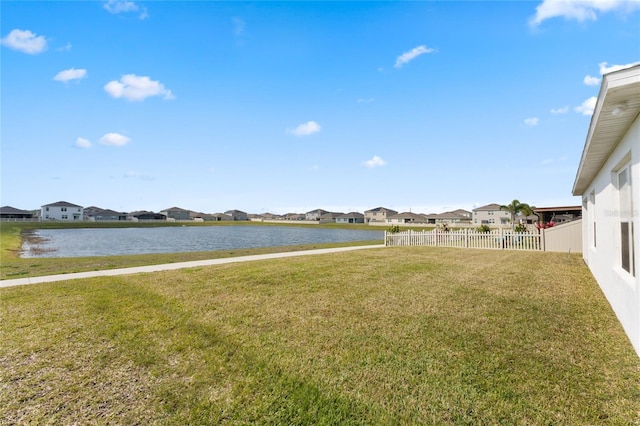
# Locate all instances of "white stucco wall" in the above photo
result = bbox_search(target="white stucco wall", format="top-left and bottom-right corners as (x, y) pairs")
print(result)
(472, 209), (510, 225)
(581, 117), (640, 355)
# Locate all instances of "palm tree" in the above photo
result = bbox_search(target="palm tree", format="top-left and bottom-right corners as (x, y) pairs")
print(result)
(500, 199), (534, 232)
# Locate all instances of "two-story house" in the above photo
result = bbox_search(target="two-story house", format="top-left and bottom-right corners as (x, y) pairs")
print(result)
(160, 207), (192, 221)
(41, 201), (83, 221)
(364, 207), (398, 223)
(305, 209), (330, 221)
(224, 210), (248, 221)
(472, 204), (510, 226)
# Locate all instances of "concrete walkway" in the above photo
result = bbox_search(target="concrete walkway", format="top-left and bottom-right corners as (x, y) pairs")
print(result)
(0, 244), (385, 289)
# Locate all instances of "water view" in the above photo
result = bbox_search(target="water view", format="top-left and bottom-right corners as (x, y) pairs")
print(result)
(21, 226), (384, 258)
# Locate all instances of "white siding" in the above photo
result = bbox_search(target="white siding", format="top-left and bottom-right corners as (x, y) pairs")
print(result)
(41, 204), (84, 221)
(581, 117), (640, 355)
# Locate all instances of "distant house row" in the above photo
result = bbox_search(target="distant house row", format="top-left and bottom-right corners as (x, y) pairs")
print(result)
(0, 201), (581, 226)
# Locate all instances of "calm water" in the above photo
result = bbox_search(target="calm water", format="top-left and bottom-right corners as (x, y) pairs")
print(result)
(21, 226), (384, 258)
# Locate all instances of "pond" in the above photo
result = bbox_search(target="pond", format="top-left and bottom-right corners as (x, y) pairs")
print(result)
(20, 226), (384, 258)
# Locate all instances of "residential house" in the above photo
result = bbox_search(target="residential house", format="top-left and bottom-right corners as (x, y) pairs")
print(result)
(41, 201), (83, 221)
(210, 213), (233, 221)
(472, 204), (510, 226)
(319, 212), (344, 224)
(92, 209), (128, 221)
(572, 64), (640, 356)
(386, 212), (428, 224)
(129, 211), (167, 221)
(262, 213), (281, 220)
(364, 207), (398, 223)
(335, 212), (365, 224)
(83, 206), (103, 220)
(190, 212), (215, 221)
(0, 206), (34, 220)
(424, 209), (473, 225)
(224, 210), (248, 221)
(160, 207), (192, 221)
(305, 209), (330, 221)
(283, 213), (305, 221)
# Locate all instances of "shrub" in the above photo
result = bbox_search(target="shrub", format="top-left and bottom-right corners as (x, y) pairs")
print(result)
(388, 225), (401, 233)
(477, 224), (491, 233)
(515, 223), (528, 233)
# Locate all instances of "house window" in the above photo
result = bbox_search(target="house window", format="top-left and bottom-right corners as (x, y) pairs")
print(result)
(62, 215), (68, 219)
(61, 207), (67, 212)
(617, 164), (635, 276)
(589, 191), (596, 248)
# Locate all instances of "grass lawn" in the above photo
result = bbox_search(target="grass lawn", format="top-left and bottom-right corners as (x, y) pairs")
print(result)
(1, 246), (639, 424)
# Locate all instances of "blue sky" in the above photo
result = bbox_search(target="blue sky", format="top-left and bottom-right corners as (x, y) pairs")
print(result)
(2, 1), (639, 215)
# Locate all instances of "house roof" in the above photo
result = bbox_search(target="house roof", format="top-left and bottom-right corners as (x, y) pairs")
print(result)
(161, 207), (190, 213)
(0, 206), (32, 215)
(573, 65), (640, 195)
(42, 201), (83, 208)
(338, 212), (364, 218)
(388, 212), (427, 221)
(306, 209), (330, 215)
(423, 209), (472, 219)
(473, 203), (502, 212)
(364, 207), (398, 214)
(95, 209), (126, 216)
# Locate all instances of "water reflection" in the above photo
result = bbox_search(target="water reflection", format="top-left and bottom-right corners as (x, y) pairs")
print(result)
(21, 226), (383, 258)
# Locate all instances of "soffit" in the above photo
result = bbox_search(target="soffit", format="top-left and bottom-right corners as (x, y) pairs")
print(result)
(573, 66), (640, 195)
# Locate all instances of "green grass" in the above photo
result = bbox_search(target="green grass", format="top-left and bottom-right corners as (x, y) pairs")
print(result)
(0, 222), (380, 279)
(2, 247), (639, 424)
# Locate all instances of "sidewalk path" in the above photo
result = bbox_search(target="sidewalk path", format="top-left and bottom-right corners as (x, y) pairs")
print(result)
(0, 244), (385, 289)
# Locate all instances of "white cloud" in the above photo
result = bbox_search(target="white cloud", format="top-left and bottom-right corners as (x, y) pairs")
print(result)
(394, 45), (436, 69)
(104, 74), (174, 101)
(524, 117), (540, 127)
(583, 75), (600, 86)
(54, 68), (87, 83)
(541, 156), (567, 165)
(357, 98), (375, 103)
(530, 0), (640, 27)
(103, 0), (148, 19)
(100, 132), (131, 146)
(75, 137), (92, 149)
(550, 106), (569, 114)
(287, 121), (321, 136)
(575, 96), (597, 116)
(1, 29), (47, 54)
(58, 43), (72, 52)
(599, 61), (640, 75)
(363, 155), (387, 168)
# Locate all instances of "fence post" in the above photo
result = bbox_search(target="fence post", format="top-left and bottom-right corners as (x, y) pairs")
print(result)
(500, 228), (504, 250)
(541, 228), (545, 252)
(464, 228), (468, 248)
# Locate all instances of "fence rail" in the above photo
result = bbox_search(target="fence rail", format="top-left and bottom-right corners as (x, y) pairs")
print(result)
(385, 229), (543, 251)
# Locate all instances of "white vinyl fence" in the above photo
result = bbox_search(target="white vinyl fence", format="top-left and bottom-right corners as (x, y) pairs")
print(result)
(385, 229), (543, 251)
